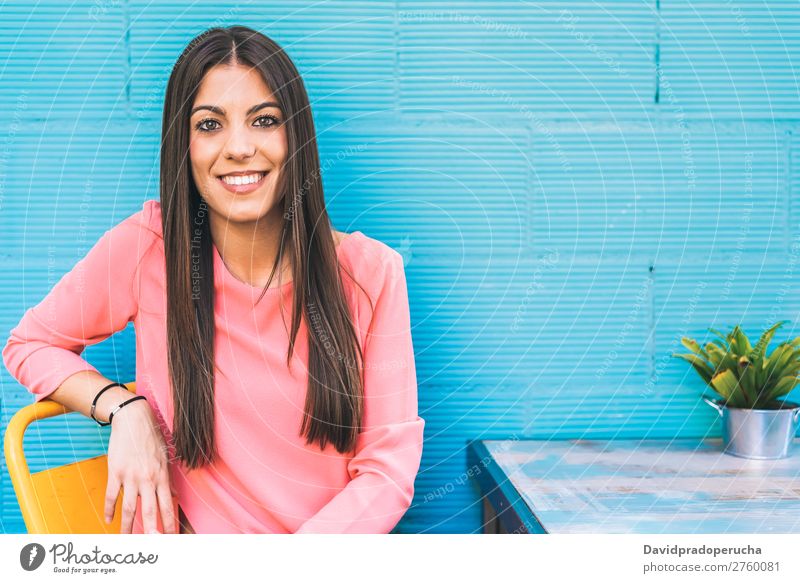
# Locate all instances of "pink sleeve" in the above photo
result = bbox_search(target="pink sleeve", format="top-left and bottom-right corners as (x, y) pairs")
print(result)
(2, 202), (155, 402)
(295, 249), (425, 534)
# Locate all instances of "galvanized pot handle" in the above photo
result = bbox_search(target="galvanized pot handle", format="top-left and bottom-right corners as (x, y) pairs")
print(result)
(702, 395), (724, 417)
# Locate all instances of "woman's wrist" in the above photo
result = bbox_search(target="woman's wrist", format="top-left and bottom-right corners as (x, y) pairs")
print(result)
(108, 395), (148, 425)
(93, 386), (140, 425)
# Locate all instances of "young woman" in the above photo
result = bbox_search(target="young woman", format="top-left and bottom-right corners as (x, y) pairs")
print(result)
(2, 26), (424, 534)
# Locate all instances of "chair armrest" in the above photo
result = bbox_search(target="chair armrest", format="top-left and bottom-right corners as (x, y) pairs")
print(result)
(3, 382), (136, 533)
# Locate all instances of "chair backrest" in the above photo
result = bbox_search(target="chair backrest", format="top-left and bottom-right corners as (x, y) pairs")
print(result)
(3, 382), (136, 534)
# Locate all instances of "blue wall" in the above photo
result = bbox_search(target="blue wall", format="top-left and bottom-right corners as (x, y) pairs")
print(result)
(1, 1), (799, 533)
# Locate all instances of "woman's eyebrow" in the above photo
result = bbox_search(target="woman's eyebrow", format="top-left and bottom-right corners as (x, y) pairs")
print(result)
(190, 101), (282, 116)
(247, 101), (282, 115)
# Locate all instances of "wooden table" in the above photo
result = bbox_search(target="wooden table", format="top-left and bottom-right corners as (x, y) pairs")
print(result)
(467, 438), (800, 534)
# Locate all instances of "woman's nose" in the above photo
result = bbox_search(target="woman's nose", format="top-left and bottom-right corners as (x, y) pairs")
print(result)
(223, 126), (256, 160)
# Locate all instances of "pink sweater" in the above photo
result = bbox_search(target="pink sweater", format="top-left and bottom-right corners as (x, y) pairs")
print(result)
(3, 200), (424, 534)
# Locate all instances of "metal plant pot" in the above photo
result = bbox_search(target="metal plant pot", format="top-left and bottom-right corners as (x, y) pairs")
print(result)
(703, 396), (800, 459)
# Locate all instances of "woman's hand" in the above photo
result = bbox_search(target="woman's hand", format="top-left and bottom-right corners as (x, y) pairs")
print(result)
(103, 401), (177, 534)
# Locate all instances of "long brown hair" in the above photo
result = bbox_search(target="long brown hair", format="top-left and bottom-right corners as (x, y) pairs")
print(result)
(160, 26), (366, 469)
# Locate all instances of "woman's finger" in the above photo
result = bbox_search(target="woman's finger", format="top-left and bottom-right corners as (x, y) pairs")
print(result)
(103, 473), (121, 524)
(156, 478), (177, 534)
(139, 487), (159, 534)
(119, 483), (138, 534)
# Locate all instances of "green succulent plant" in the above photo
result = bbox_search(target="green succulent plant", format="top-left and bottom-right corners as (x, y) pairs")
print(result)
(673, 321), (800, 409)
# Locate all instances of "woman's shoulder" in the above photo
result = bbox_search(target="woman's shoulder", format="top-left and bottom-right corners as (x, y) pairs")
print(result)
(93, 200), (162, 266)
(111, 199), (163, 241)
(139, 199), (164, 238)
(336, 229), (406, 297)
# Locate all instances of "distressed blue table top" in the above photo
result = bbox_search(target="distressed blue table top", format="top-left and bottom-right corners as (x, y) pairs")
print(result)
(484, 439), (800, 534)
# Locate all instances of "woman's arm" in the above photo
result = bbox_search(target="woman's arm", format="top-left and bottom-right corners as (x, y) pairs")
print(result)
(2, 202), (176, 534)
(46, 370), (137, 422)
(2, 207), (149, 401)
(296, 249), (425, 534)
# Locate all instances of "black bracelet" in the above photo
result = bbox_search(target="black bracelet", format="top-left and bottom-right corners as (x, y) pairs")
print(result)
(90, 382), (130, 427)
(108, 396), (148, 425)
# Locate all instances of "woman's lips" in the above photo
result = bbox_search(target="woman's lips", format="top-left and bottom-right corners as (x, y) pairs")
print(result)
(217, 172), (268, 194)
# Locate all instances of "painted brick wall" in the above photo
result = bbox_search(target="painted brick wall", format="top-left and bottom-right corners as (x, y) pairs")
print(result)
(1, 1), (798, 533)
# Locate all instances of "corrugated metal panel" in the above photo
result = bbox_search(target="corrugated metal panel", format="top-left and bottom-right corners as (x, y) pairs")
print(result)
(659, 0), (800, 117)
(0, 1), (128, 121)
(1, 2), (798, 535)
(401, 259), (652, 387)
(398, 1), (656, 118)
(0, 124), (160, 261)
(790, 131), (800, 240)
(530, 124), (786, 257)
(322, 123), (529, 260)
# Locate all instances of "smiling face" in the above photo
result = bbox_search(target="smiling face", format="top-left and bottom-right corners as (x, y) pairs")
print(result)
(189, 63), (288, 228)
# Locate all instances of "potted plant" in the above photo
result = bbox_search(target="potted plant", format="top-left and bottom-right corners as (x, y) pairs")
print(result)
(673, 321), (800, 459)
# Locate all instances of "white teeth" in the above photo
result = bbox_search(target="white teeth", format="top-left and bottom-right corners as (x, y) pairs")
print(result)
(221, 172), (264, 186)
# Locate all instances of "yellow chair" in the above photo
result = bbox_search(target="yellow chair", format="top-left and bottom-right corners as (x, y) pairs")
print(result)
(3, 382), (172, 534)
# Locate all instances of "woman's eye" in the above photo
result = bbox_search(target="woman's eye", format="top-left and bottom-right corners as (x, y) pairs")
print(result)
(196, 119), (220, 132)
(254, 115), (280, 128)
